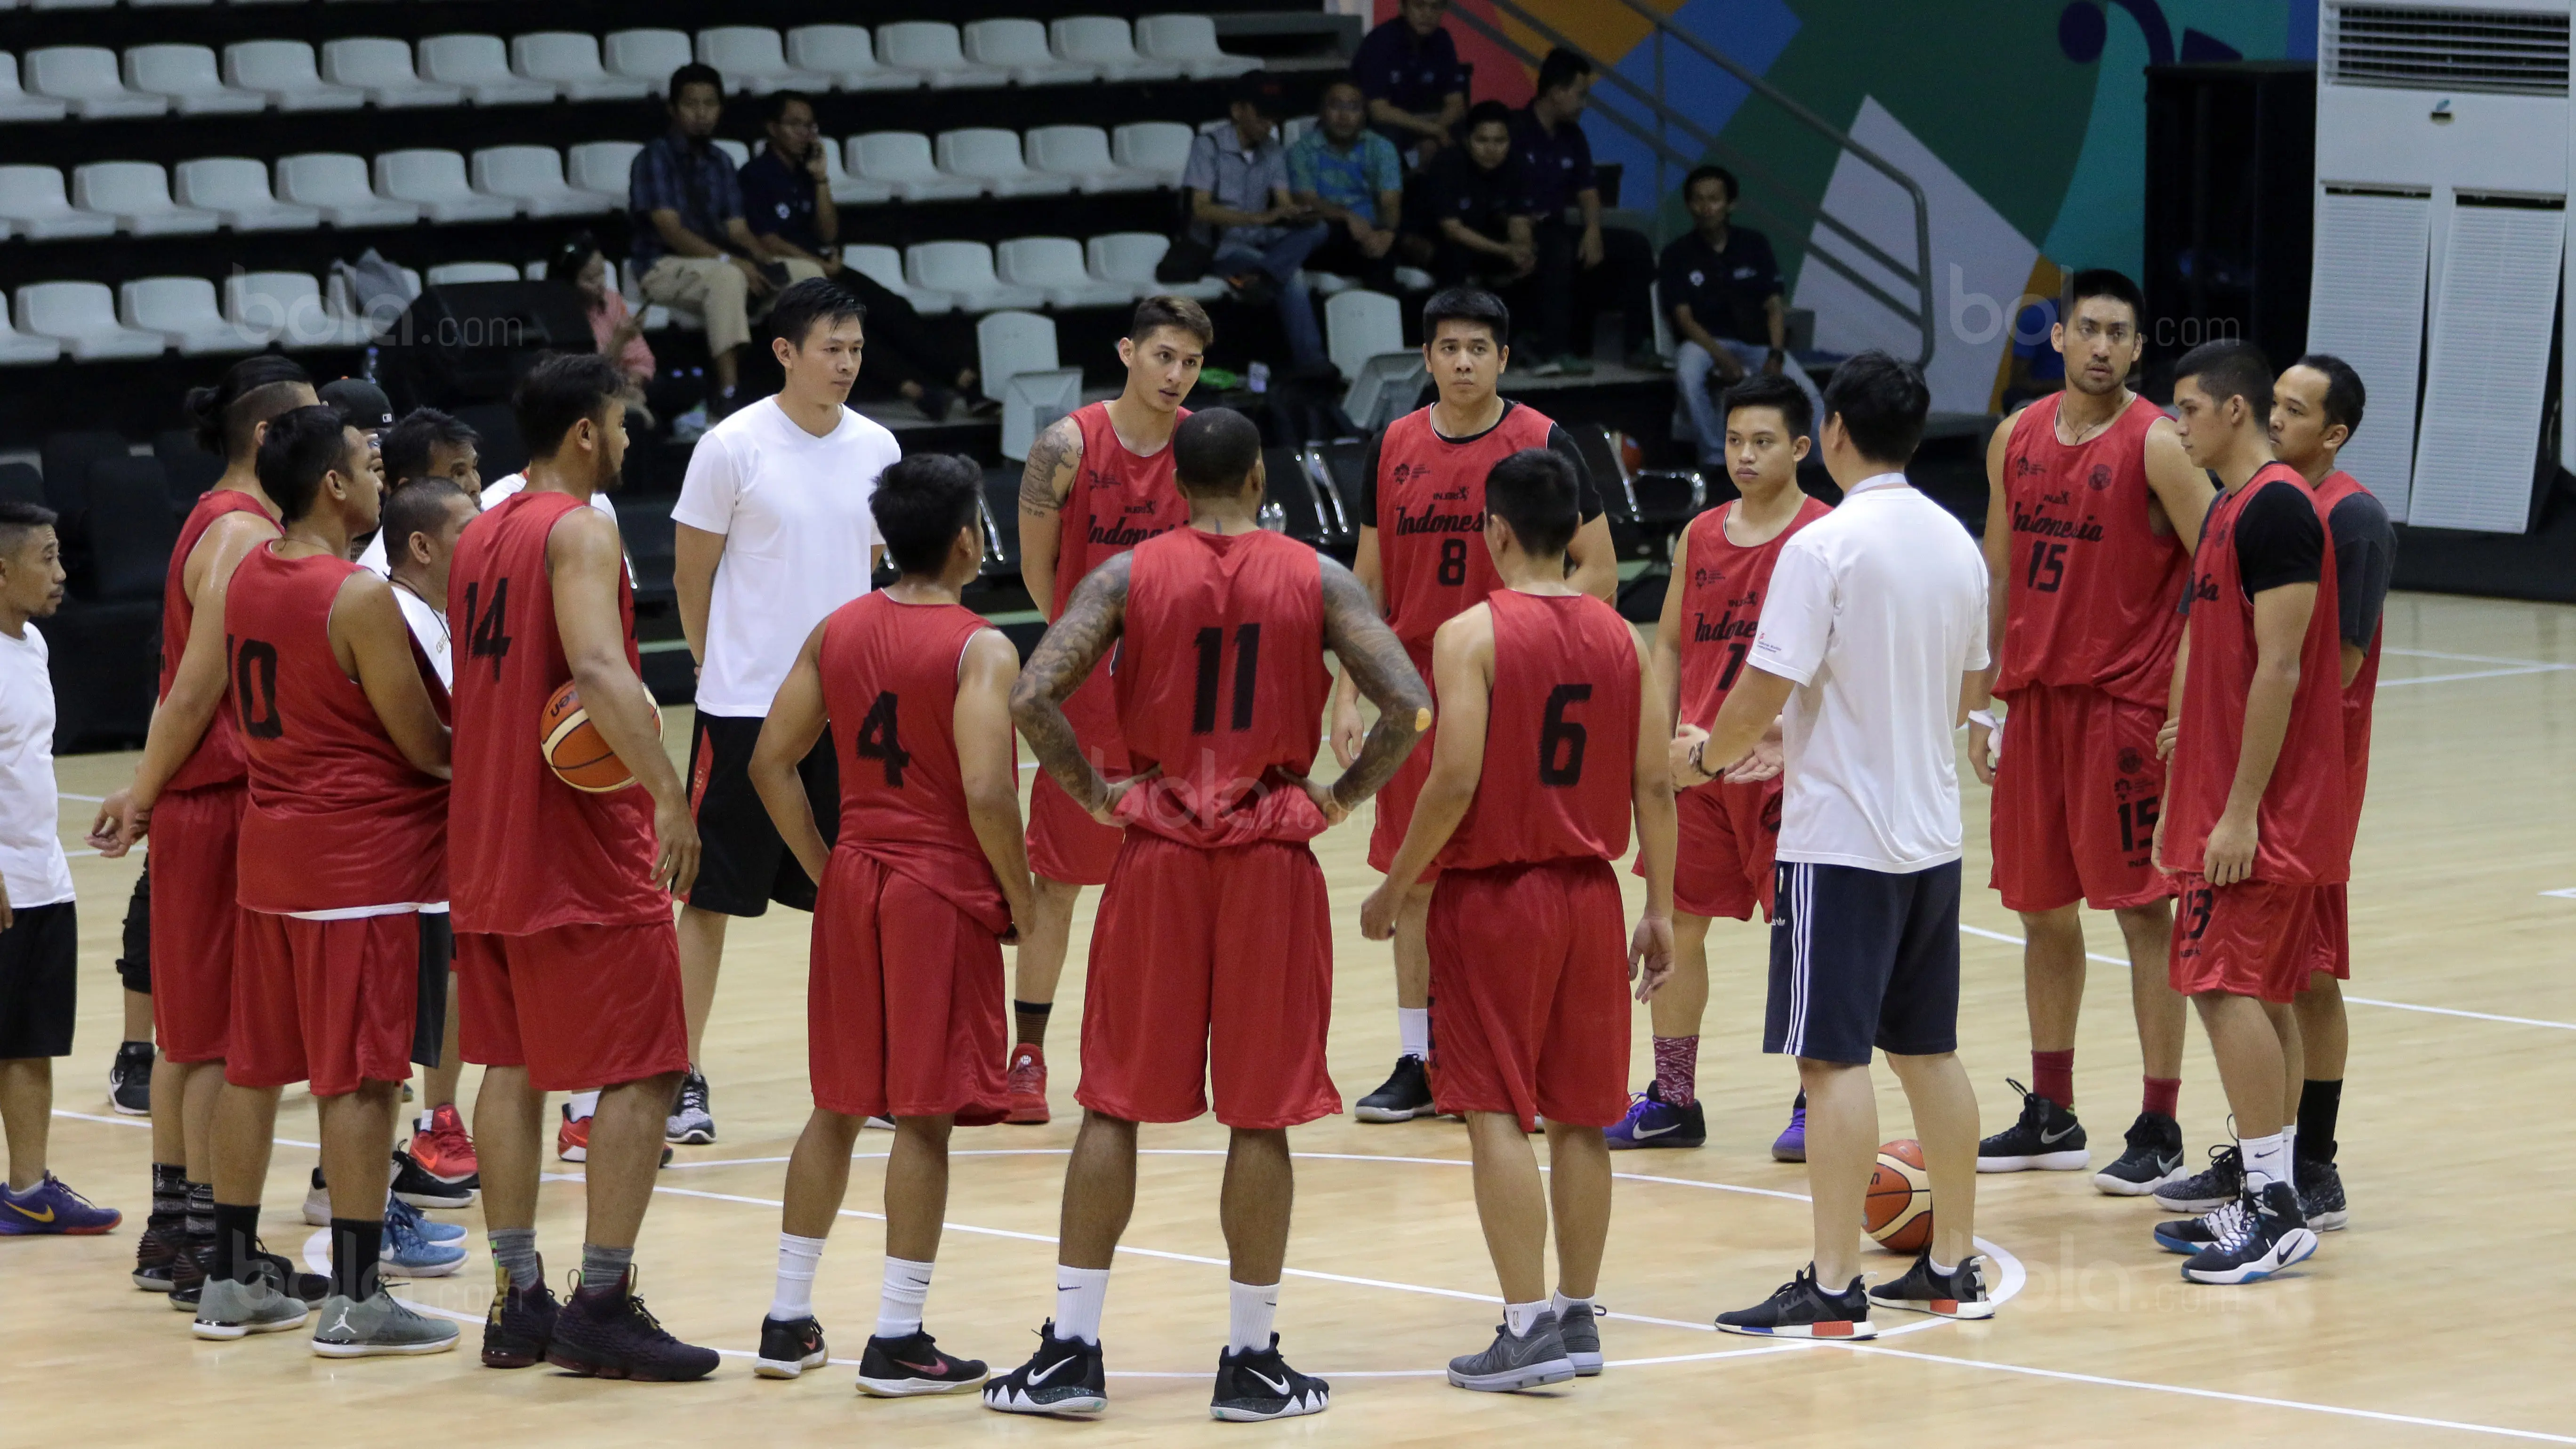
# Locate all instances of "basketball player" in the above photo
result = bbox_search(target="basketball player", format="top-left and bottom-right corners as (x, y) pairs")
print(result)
(1968, 269), (2212, 1193)
(194, 406), (458, 1353)
(670, 279), (894, 1146)
(984, 409), (1427, 1421)
(1327, 287), (1618, 1123)
(1360, 447), (1675, 1389)
(1610, 372), (1827, 1157)
(2146, 340), (2341, 1285)
(1009, 295), (1213, 1124)
(92, 356), (319, 1310)
(745, 454), (1032, 1395)
(448, 353), (717, 1378)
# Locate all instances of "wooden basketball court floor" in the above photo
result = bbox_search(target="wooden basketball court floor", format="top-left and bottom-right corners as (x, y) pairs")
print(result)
(8, 588), (2574, 1447)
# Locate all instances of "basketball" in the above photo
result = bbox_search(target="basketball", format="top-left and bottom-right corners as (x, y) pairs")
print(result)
(538, 679), (659, 793)
(1867, 1138), (1933, 1253)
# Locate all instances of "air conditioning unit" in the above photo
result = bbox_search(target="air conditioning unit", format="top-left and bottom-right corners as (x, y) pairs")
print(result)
(2310, 0), (2569, 531)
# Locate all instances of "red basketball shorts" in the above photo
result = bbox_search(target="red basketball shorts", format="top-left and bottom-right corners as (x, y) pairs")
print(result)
(149, 782), (248, 1064)
(1077, 832), (1338, 1129)
(457, 920), (688, 1091)
(225, 910), (419, 1096)
(1367, 638), (1439, 877)
(1651, 776), (1780, 921)
(1989, 684), (2176, 913)
(2295, 883), (2351, 984)
(2168, 874), (2318, 1005)
(1427, 856), (1631, 1132)
(808, 852), (1008, 1124)
(1026, 771), (1125, 886)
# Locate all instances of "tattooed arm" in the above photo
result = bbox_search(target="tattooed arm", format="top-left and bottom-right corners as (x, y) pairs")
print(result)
(1016, 416), (1084, 622)
(1317, 556), (1430, 812)
(1009, 551), (1134, 818)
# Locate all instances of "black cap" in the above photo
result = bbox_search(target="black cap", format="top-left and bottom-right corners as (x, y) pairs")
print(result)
(319, 377), (394, 433)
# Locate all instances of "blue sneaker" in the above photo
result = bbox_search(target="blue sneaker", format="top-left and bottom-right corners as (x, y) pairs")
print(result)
(380, 1201), (467, 1277)
(387, 1192), (466, 1245)
(0, 1173), (123, 1235)
(1602, 1083), (1704, 1150)
(1771, 1094), (1807, 1162)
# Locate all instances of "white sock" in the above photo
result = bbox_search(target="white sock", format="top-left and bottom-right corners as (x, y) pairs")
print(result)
(769, 1232), (826, 1321)
(1397, 1007), (1429, 1062)
(876, 1256), (934, 1338)
(1054, 1265), (1111, 1344)
(1503, 1299), (1548, 1337)
(2242, 1130), (2290, 1192)
(1929, 1257), (1957, 1278)
(2282, 1124), (2298, 1162)
(1227, 1280), (1279, 1353)
(1549, 1289), (1594, 1319)
(567, 1090), (600, 1121)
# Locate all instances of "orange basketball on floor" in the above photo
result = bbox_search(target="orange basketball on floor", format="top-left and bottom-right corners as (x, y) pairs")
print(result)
(538, 679), (659, 793)
(1867, 1138), (1933, 1253)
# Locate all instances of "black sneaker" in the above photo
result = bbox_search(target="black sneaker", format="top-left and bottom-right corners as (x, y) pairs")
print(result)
(174, 1242), (329, 1312)
(545, 1270), (720, 1381)
(982, 1321), (1107, 1417)
(1867, 1253), (1996, 1320)
(132, 1216), (185, 1291)
(1714, 1264), (1876, 1339)
(1976, 1078), (2087, 1171)
(2152, 1143), (2243, 1212)
(1210, 1334), (1329, 1421)
(2093, 1111), (2184, 1196)
(481, 1258), (560, 1369)
(2297, 1154), (2348, 1232)
(2181, 1182), (2318, 1285)
(857, 1328), (987, 1396)
(752, 1314), (828, 1380)
(167, 1239), (211, 1311)
(391, 1150), (473, 1210)
(109, 1041), (153, 1116)
(2152, 1195), (2244, 1256)
(667, 1068), (715, 1145)
(1354, 1055), (1435, 1122)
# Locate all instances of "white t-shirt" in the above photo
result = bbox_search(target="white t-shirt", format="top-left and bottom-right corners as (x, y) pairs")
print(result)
(670, 397), (894, 717)
(1749, 474), (1990, 873)
(0, 624), (74, 909)
(393, 583), (453, 689)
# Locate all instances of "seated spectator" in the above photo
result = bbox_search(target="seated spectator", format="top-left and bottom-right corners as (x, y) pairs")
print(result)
(1355, 0), (1467, 166)
(1185, 76), (1331, 372)
(1419, 101), (1535, 291)
(2004, 294), (2064, 407)
(1288, 75), (1404, 292)
(1512, 48), (1655, 375)
(1659, 164), (1825, 469)
(553, 232), (655, 388)
(628, 62), (824, 413)
(740, 91), (843, 282)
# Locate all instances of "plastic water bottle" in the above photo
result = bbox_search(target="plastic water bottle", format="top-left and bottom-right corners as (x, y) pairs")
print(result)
(1248, 361), (1271, 394)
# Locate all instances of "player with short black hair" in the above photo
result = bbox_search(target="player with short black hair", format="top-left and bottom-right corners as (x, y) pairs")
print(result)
(381, 408), (482, 494)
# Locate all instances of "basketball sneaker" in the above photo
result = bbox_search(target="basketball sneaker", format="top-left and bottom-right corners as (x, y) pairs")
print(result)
(1715, 1265), (1876, 1339)
(1006, 1045), (1050, 1125)
(303, 1168), (330, 1226)
(311, 1288), (461, 1357)
(982, 1321), (1108, 1417)
(408, 1104), (479, 1185)
(132, 1218), (185, 1290)
(545, 1268), (720, 1381)
(2296, 1154), (2349, 1232)
(1603, 1083), (1704, 1150)
(1446, 1312), (1575, 1391)
(167, 1239), (210, 1309)
(1976, 1078), (2088, 1172)
(1209, 1335), (1329, 1420)
(481, 1258), (561, 1369)
(1771, 1092), (1808, 1162)
(1354, 1055), (1435, 1123)
(109, 1040), (153, 1116)
(193, 1273), (311, 1340)
(0, 1173), (122, 1235)
(391, 1150), (472, 1210)
(2152, 1195), (2244, 1256)
(1866, 1253), (1996, 1320)
(857, 1329), (987, 1396)
(1556, 1300), (1603, 1376)
(387, 1192), (466, 1244)
(380, 1200), (467, 1276)
(557, 1103), (591, 1162)
(666, 1068), (715, 1146)
(753, 1315), (829, 1379)
(2180, 1182), (2318, 1285)
(2152, 1143), (2243, 1212)
(2093, 1111), (2184, 1196)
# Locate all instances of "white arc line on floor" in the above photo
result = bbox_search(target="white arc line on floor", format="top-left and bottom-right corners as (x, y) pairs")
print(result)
(2378, 664), (2569, 687)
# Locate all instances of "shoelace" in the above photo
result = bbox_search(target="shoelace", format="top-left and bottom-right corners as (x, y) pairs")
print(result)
(2001, 1078), (2048, 1128)
(2204, 1196), (2255, 1251)
(39, 1173), (102, 1209)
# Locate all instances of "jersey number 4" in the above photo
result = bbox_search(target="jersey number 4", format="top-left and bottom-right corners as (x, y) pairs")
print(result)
(854, 690), (912, 787)
(1191, 623), (1262, 734)
(1538, 683), (1591, 787)
(461, 577), (515, 680)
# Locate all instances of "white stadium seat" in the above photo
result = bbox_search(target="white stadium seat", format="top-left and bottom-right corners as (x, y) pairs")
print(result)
(276, 153), (422, 228)
(876, 23), (1005, 89)
(473, 147), (608, 218)
(0, 308), (63, 367)
(849, 133), (982, 204)
(0, 166), (118, 241)
(1326, 288), (1405, 384)
(961, 20), (1098, 86)
(1111, 121), (1196, 182)
(26, 47), (169, 118)
(0, 56), (73, 124)
(225, 41), (366, 111)
(424, 262), (521, 286)
(976, 310), (1080, 462)
(713, 139), (750, 169)
(1087, 231), (1226, 301)
(374, 149), (518, 224)
(818, 140), (891, 206)
(28, 0), (118, 9)
(603, 31), (693, 89)
(907, 241), (1046, 313)
(73, 162), (221, 236)
(229, 271), (371, 349)
(696, 28), (832, 95)
(1051, 17), (1185, 82)
(512, 33), (652, 103)
(785, 26), (918, 92)
(17, 281), (169, 360)
(1137, 15), (1261, 79)
(128, 0), (219, 6)
(419, 34), (558, 105)
(936, 129), (1076, 199)
(565, 141), (644, 209)
(121, 276), (273, 354)
(1027, 125), (1160, 194)
(124, 45), (266, 116)
(321, 39), (466, 109)
(841, 244), (954, 316)
(175, 158), (322, 232)
(997, 236), (1134, 310)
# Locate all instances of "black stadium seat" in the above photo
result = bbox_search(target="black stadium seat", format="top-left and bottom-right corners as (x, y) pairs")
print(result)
(153, 428), (225, 511)
(39, 429), (130, 518)
(0, 461), (43, 510)
(82, 454), (178, 603)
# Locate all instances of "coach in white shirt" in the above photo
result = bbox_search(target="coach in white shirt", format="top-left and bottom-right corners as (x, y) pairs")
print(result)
(1682, 351), (1996, 1336)
(665, 277), (894, 1143)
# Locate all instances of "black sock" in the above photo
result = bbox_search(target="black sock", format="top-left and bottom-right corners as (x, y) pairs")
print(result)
(2296, 1079), (2343, 1161)
(211, 1202), (261, 1283)
(330, 1218), (383, 1301)
(150, 1163), (186, 1223)
(1014, 999), (1053, 1048)
(185, 1181), (214, 1241)
(1793, 1090), (1807, 1110)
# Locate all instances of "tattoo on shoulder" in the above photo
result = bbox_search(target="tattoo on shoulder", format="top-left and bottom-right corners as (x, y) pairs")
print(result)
(1019, 419), (1082, 516)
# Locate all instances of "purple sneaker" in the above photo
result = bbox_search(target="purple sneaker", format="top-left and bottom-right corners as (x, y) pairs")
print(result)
(0, 1173), (124, 1235)
(1602, 1083), (1705, 1150)
(1771, 1094), (1807, 1163)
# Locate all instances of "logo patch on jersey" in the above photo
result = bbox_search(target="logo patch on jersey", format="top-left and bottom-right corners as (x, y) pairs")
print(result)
(1389, 461), (1418, 488)
(1693, 566), (1724, 588)
(1431, 484), (1470, 503)
(2087, 463), (2114, 492)
(2117, 746), (2145, 776)
(2014, 456), (2049, 480)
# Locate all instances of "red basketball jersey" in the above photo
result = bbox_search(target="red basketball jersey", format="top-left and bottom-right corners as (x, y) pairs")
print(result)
(1438, 589), (1641, 872)
(2163, 467), (2350, 884)
(1673, 496), (1830, 730)
(1049, 401), (1191, 774)
(225, 547), (448, 913)
(1371, 401), (1558, 653)
(161, 487), (275, 792)
(818, 592), (1010, 934)
(1111, 527), (1331, 848)
(446, 490), (667, 933)
(1994, 393), (2193, 707)
(2312, 468), (2383, 854)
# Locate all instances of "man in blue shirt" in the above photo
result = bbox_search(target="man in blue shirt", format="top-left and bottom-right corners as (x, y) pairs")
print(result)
(1353, 0), (1467, 164)
(1288, 75), (1405, 292)
(739, 91), (840, 278)
(1660, 164), (1825, 468)
(1512, 49), (1654, 376)
(1185, 75), (1332, 370)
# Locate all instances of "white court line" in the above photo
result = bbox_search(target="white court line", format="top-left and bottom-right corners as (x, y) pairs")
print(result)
(61, 791), (105, 802)
(52, 1107), (320, 1149)
(2381, 646), (2566, 668)
(2378, 664), (2569, 688)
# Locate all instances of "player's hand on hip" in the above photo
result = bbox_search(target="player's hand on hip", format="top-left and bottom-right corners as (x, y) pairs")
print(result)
(2156, 715), (2179, 760)
(1630, 912), (1675, 1001)
(1358, 884), (1401, 941)
(1290, 772), (1350, 829)
(652, 794), (702, 898)
(1089, 768), (1154, 828)
(1328, 695), (1366, 769)
(88, 789), (147, 857)
(2202, 810), (2258, 888)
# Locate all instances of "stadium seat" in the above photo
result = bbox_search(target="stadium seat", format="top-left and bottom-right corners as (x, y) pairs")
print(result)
(175, 158), (322, 232)
(713, 139), (751, 168)
(227, 272), (371, 349)
(818, 141), (891, 206)
(26, 47), (170, 118)
(474, 147), (610, 218)
(849, 133), (982, 203)
(276, 153), (423, 228)
(908, 242), (1046, 313)
(1050, 17), (1185, 82)
(604, 31), (693, 89)
(375, 150), (518, 224)
(696, 28), (833, 95)
(1111, 121), (1196, 183)
(37, 432), (128, 518)
(424, 262), (520, 286)
(28, 0), (117, 9)
(325, 267), (415, 340)
(85, 457), (181, 603)
(419, 35), (559, 106)
(1027, 125), (1160, 193)
(1087, 231), (1225, 301)
(321, 39), (466, 108)
(1326, 288), (1405, 384)
(977, 310), (1080, 462)
(997, 236), (1134, 309)
(937, 129), (1077, 198)
(129, 0), (220, 6)
(73, 162), (221, 237)
(0, 56), (72, 124)
(124, 45), (266, 116)
(0, 465), (40, 509)
(225, 41), (366, 112)
(961, 20), (1099, 86)
(17, 282), (170, 360)
(785, 26), (918, 92)
(0, 310), (62, 367)
(842, 244), (954, 316)
(1281, 116), (1316, 148)
(512, 33), (652, 103)
(0, 166), (118, 241)
(120, 276), (273, 354)
(1136, 15), (1261, 79)
(876, 23), (1005, 89)
(565, 141), (644, 209)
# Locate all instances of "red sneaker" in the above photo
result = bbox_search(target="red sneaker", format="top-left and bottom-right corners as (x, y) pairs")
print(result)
(410, 1103), (479, 1183)
(1006, 1045), (1049, 1125)
(556, 1104), (590, 1163)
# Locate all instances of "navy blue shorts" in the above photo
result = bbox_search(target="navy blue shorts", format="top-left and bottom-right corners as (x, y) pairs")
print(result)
(1764, 860), (1960, 1065)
